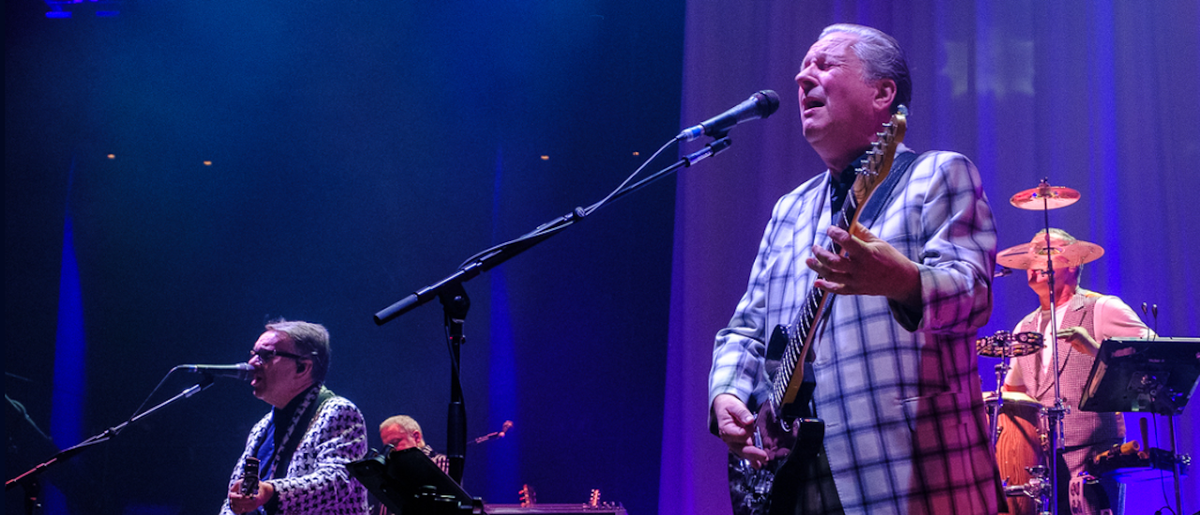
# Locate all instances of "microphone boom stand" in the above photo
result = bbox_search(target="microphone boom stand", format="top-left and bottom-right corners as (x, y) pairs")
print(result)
(5, 376), (216, 513)
(372, 135), (734, 482)
(440, 282), (469, 483)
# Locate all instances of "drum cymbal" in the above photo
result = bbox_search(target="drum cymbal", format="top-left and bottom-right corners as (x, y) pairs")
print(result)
(1010, 182), (1081, 210)
(996, 240), (1105, 270)
(976, 330), (1044, 358)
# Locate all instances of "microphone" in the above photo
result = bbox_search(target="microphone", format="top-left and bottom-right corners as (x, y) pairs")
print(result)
(1151, 304), (1159, 338)
(176, 363), (256, 381)
(471, 420), (515, 444)
(677, 90), (780, 141)
(1141, 302), (1159, 339)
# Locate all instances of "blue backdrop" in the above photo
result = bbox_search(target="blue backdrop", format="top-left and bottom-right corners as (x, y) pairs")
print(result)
(7, 1), (681, 513)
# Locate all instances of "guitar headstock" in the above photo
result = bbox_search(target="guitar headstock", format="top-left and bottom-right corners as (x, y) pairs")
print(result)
(851, 105), (908, 213)
(589, 489), (601, 508)
(519, 484), (537, 507)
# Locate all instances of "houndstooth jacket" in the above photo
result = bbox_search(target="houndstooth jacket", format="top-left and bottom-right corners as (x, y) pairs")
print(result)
(710, 147), (1001, 514)
(220, 388), (369, 515)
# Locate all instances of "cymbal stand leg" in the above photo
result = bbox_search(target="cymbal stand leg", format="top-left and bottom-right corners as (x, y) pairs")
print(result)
(991, 359), (1010, 451)
(1169, 414), (1182, 515)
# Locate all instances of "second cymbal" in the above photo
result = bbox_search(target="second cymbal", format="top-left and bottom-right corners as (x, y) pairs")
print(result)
(997, 240), (1105, 270)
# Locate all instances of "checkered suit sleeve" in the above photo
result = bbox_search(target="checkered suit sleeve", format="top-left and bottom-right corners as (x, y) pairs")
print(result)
(708, 184), (820, 420)
(890, 152), (996, 335)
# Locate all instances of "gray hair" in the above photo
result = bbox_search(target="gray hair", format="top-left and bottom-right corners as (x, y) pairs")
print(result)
(1034, 227), (1077, 245)
(380, 415), (422, 435)
(819, 24), (912, 113)
(265, 319), (330, 383)
(1032, 228), (1086, 285)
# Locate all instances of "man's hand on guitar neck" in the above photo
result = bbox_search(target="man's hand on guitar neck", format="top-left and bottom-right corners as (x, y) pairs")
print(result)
(228, 479), (275, 514)
(713, 394), (768, 469)
(806, 224), (922, 311)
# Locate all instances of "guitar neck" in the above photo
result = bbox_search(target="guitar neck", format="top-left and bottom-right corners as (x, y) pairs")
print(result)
(240, 456), (260, 496)
(768, 107), (907, 417)
(769, 178), (861, 411)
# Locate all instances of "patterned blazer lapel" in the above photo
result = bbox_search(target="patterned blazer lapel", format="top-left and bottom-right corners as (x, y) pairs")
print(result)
(1036, 294), (1088, 398)
(801, 176), (835, 354)
(789, 176), (831, 308)
(1056, 295), (1090, 374)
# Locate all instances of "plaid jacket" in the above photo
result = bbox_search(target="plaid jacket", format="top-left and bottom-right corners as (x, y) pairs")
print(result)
(221, 392), (369, 515)
(710, 148), (1000, 514)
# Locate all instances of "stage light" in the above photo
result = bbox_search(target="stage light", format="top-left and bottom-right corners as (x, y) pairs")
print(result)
(45, 0), (122, 18)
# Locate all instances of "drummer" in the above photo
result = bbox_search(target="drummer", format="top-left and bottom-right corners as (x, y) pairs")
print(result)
(1000, 228), (1154, 515)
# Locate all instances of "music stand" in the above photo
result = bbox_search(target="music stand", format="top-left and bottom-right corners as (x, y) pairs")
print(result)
(347, 447), (481, 515)
(1079, 337), (1200, 515)
(1079, 337), (1200, 415)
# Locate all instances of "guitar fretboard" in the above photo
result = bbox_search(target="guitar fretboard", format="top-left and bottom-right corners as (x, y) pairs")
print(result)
(766, 108), (906, 416)
(769, 178), (860, 412)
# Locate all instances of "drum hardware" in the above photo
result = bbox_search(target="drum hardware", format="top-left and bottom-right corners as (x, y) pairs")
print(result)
(993, 178), (1087, 515)
(977, 330), (1044, 359)
(1003, 464), (1053, 514)
(986, 391), (1050, 515)
(979, 330), (1045, 475)
(979, 329), (1050, 515)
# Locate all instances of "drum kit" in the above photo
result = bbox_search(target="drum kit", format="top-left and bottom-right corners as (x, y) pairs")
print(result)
(976, 180), (1104, 515)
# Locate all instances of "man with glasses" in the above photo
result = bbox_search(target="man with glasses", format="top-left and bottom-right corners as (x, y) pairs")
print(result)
(221, 319), (368, 515)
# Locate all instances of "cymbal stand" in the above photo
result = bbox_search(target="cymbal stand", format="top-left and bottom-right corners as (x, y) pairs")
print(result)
(1036, 179), (1066, 515)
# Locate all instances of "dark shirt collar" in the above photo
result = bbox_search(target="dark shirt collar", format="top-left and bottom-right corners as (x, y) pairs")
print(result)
(829, 152), (867, 215)
(272, 382), (320, 430)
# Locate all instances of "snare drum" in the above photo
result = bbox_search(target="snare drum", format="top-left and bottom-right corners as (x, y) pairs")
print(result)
(985, 391), (1048, 515)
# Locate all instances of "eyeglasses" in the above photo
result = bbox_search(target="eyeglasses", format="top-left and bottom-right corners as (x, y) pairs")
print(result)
(249, 349), (314, 363)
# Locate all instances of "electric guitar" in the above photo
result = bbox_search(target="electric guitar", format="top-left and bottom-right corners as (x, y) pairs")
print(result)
(728, 106), (908, 515)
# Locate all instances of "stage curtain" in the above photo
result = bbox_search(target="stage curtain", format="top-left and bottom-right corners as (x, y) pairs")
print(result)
(661, 1), (1200, 513)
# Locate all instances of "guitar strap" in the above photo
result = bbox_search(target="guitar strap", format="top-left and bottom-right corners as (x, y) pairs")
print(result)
(766, 150), (919, 363)
(854, 149), (917, 230)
